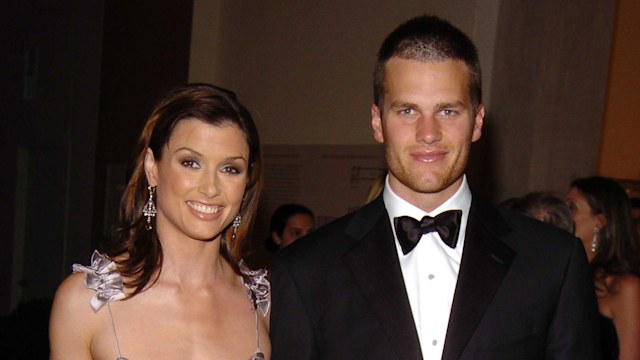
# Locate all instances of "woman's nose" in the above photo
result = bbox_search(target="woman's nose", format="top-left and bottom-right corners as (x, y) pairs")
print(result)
(198, 171), (219, 198)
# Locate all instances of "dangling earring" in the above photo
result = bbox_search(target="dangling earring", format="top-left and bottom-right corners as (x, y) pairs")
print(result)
(231, 215), (242, 241)
(143, 186), (157, 230)
(591, 227), (599, 253)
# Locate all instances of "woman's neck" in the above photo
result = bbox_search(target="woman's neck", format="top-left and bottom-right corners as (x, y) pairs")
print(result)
(156, 233), (235, 289)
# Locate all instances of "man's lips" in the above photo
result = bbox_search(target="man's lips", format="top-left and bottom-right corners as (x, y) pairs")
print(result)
(410, 150), (447, 162)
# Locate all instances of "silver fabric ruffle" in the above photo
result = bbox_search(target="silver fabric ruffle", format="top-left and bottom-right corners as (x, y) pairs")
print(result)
(240, 261), (271, 316)
(72, 250), (126, 312)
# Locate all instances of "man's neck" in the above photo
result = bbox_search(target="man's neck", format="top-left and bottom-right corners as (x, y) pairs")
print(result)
(388, 176), (465, 213)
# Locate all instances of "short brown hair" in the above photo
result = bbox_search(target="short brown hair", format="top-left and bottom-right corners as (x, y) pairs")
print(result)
(373, 15), (482, 112)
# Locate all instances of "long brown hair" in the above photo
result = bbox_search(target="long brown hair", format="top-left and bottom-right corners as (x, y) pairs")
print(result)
(105, 84), (263, 296)
(571, 176), (640, 287)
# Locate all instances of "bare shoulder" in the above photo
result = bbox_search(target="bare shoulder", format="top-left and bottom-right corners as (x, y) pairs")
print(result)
(605, 274), (640, 360)
(55, 271), (89, 295)
(263, 291), (272, 332)
(49, 272), (104, 360)
(609, 274), (640, 295)
(239, 263), (272, 351)
(51, 272), (95, 316)
(607, 274), (640, 313)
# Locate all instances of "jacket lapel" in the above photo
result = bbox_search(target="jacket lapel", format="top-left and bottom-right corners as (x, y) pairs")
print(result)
(441, 196), (516, 360)
(342, 197), (423, 360)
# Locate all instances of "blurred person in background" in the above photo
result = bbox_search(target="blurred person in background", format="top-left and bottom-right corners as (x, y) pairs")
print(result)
(267, 203), (315, 250)
(506, 191), (574, 233)
(566, 176), (640, 360)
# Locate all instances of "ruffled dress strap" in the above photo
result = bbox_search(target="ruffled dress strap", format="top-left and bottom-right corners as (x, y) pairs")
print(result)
(73, 250), (128, 360)
(240, 261), (270, 360)
(73, 250), (126, 311)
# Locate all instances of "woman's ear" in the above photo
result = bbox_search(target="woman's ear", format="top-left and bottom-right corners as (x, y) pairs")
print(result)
(595, 214), (607, 229)
(144, 148), (158, 187)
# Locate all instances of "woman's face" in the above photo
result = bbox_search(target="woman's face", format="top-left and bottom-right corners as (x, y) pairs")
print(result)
(273, 213), (315, 249)
(565, 186), (604, 259)
(145, 118), (249, 243)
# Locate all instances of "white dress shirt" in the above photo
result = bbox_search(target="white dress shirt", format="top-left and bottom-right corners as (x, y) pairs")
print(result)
(383, 175), (472, 359)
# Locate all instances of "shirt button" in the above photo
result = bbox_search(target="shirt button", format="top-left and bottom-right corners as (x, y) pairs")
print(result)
(432, 339), (438, 346)
(428, 274), (435, 280)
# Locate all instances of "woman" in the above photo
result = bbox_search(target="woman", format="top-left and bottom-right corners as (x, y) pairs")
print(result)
(266, 203), (315, 250)
(566, 176), (640, 360)
(49, 84), (270, 359)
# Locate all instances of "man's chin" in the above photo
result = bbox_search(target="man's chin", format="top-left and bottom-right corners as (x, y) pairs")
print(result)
(401, 174), (461, 194)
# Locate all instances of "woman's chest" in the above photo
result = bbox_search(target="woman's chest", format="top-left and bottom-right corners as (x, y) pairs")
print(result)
(90, 292), (262, 360)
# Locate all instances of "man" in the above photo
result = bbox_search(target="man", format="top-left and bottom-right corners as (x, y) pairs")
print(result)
(271, 15), (600, 359)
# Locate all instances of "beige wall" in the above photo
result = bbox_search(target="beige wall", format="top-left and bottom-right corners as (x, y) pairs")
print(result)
(189, 0), (500, 145)
(189, 0), (616, 201)
(487, 0), (616, 200)
(599, 0), (640, 181)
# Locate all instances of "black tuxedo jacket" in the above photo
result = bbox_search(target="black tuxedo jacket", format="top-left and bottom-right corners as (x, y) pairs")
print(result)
(271, 195), (601, 359)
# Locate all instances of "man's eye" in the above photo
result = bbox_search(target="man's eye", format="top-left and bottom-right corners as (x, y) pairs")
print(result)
(399, 108), (415, 115)
(441, 109), (457, 117)
(181, 159), (200, 169)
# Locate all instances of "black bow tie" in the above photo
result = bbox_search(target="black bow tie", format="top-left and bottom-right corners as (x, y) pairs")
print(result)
(394, 210), (462, 254)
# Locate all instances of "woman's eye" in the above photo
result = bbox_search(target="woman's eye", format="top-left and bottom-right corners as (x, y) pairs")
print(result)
(221, 165), (242, 175)
(181, 159), (200, 169)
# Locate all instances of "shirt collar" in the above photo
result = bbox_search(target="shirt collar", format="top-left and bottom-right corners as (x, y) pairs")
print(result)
(383, 174), (472, 250)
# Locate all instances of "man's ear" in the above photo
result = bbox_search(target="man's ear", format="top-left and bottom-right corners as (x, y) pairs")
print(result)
(371, 104), (384, 144)
(272, 232), (282, 247)
(471, 104), (485, 143)
(144, 148), (158, 187)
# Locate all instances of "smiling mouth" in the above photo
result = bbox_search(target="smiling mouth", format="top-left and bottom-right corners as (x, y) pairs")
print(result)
(187, 201), (222, 214)
(412, 151), (447, 162)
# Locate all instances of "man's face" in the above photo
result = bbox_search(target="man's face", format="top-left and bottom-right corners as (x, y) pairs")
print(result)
(371, 57), (484, 210)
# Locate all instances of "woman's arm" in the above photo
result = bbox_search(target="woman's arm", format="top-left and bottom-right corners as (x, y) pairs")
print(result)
(49, 273), (95, 360)
(610, 274), (640, 360)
